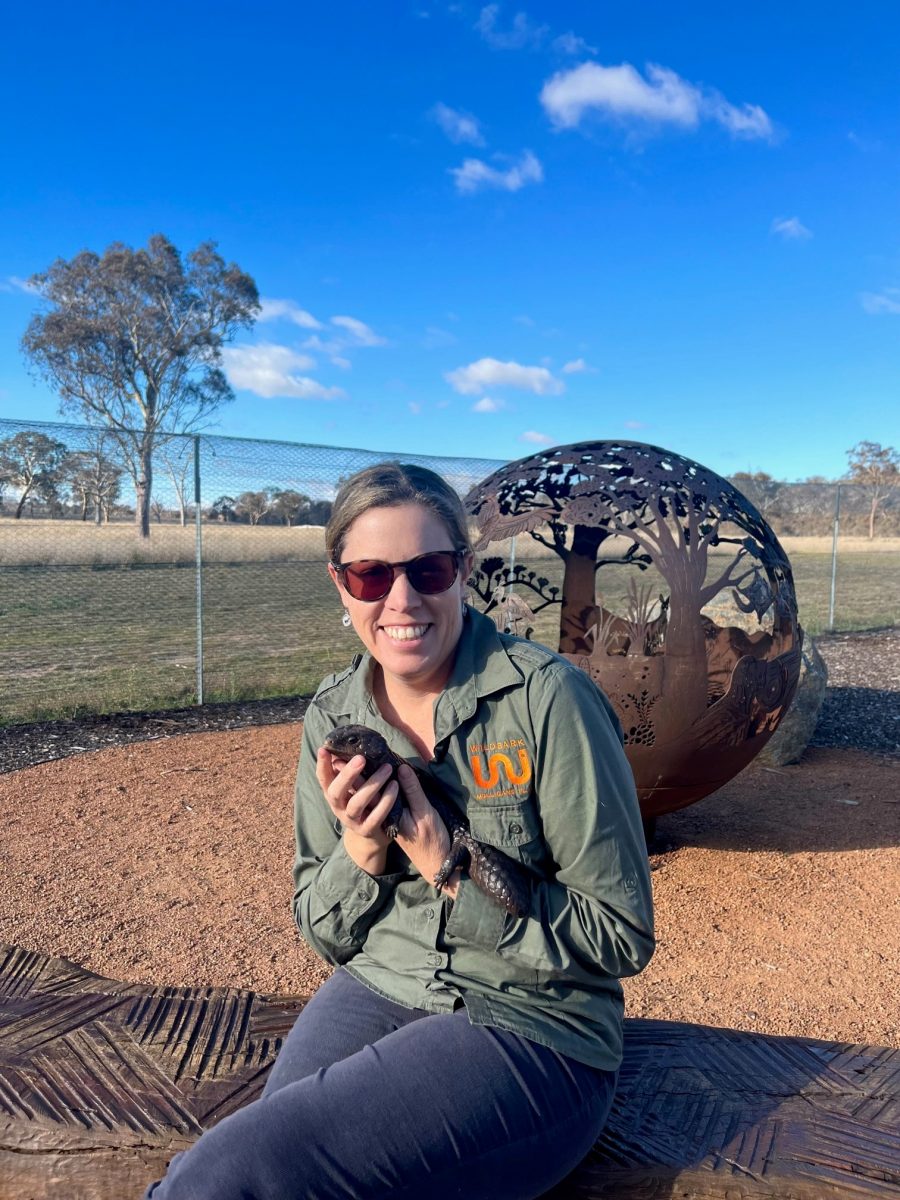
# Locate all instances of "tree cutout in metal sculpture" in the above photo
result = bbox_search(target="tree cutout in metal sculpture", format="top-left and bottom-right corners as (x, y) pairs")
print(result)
(465, 441), (802, 819)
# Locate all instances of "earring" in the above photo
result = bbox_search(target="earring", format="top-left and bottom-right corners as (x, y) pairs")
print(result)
(341, 608), (352, 628)
(461, 600), (467, 618)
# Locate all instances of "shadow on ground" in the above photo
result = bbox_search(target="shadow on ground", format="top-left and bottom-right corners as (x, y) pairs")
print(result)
(653, 746), (900, 855)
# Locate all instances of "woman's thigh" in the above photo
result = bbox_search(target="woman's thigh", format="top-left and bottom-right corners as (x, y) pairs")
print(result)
(142, 1001), (616, 1200)
(261, 968), (428, 1098)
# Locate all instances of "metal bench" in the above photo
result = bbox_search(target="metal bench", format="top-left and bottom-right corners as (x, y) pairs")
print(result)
(1, 944), (898, 1199)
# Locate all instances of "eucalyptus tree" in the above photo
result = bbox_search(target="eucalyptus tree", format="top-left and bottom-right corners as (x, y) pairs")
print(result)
(0, 430), (69, 519)
(21, 234), (260, 537)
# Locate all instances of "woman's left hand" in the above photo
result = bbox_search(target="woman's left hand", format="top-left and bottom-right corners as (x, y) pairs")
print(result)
(393, 764), (461, 899)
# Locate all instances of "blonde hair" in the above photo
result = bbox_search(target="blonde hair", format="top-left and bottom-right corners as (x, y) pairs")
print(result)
(325, 462), (472, 564)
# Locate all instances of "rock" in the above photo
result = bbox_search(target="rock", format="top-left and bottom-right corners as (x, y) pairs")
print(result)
(757, 637), (828, 766)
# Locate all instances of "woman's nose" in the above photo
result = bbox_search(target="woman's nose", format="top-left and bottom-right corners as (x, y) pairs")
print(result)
(384, 566), (420, 606)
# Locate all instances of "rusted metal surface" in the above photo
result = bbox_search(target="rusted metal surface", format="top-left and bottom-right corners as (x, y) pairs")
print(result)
(465, 441), (803, 818)
(2, 945), (898, 1199)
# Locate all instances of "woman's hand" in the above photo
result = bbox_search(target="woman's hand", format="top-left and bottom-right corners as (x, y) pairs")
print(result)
(316, 751), (461, 897)
(316, 748), (399, 876)
(393, 764), (461, 900)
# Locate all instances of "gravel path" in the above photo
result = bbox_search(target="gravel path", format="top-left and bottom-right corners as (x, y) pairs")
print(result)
(1, 629), (897, 1047)
(1, 628), (897, 774)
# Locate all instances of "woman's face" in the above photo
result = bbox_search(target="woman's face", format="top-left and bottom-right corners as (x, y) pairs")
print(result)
(329, 503), (472, 694)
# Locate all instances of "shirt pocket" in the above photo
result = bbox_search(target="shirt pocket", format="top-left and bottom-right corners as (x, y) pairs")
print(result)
(466, 801), (543, 867)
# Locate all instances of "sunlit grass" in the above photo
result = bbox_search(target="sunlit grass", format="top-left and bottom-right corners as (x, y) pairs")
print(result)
(0, 525), (897, 725)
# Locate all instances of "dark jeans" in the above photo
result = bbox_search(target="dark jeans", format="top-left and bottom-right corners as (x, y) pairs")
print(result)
(142, 968), (617, 1200)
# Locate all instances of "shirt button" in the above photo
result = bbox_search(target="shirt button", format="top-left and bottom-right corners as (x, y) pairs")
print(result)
(425, 907), (436, 920)
(624, 876), (636, 889)
(426, 952), (442, 967)
(357, 889), (370, 900)
(509, 823), (523, 836)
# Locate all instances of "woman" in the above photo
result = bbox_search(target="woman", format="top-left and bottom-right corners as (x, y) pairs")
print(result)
(144, 462), (654, 1200)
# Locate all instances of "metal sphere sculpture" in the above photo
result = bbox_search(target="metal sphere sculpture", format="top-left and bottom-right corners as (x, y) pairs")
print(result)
(465, 441), (802, 820)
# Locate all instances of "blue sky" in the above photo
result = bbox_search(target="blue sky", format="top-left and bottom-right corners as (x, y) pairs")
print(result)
(1, 0), (898, 481)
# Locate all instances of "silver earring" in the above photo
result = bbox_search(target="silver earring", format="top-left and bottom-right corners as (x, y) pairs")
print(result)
(461, 600), (467, 618)
(341, 608), (352, 628)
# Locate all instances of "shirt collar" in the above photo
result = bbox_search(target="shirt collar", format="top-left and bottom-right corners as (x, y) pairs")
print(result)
(315, 607), (523, 733)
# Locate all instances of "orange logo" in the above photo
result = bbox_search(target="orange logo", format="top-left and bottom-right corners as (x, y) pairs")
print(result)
(469, 748), (532, 790)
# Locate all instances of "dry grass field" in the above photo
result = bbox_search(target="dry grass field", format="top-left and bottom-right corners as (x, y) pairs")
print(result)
(1, 518), (897, 725)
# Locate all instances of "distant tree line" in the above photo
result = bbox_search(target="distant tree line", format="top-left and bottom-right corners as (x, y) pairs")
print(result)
(3, 429), (897, 537)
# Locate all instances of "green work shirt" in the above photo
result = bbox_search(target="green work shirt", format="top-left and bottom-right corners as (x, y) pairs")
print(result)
(291, 606), (655, 1070)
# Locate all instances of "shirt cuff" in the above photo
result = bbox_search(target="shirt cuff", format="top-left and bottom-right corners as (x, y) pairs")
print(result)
(443, 872), (506, 951)
(317, 837), (403, 931)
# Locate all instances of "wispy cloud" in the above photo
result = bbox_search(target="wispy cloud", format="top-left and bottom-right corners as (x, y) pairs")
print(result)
(446, 357), (563, 395)
(431, 102), (485, 146)
(623, 420), (648, 430)
(451, 150), (543, 193)
(540, 61), (774, 141)
(860, 288), (900, 315)
(422, 325), (458, 349)
(475, 4), (547, 49)
(848, 131), (882, 153)
(561, 357), (592, 374)
(771, 216), (812, 240)
(330, 315), (387, 346)
(521, 430), (554, 444)
(472, 396), (506, 412)
(259, 298), (323, 329)
(552, 31), (597, 56)
(222, 343), (344, 400)
(0, 275), (39, 295)
(514, 314), (535, 327)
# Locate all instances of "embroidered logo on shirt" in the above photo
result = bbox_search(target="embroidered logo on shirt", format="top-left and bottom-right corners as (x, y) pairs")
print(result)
(468, 740), (532, 797)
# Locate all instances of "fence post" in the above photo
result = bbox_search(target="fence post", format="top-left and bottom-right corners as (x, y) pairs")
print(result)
(194, 435), (204, 705)
(827, 483), (841, 632)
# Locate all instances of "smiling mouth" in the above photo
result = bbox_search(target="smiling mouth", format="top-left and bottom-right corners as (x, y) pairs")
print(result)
(382, 624), (430, 641)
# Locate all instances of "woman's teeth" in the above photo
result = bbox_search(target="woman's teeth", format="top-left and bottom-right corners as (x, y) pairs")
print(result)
(383, 625), (429, 641)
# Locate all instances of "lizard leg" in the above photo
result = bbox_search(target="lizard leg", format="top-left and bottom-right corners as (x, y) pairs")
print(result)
(381, 793), (406, 841)
(433, 834), (469, 891)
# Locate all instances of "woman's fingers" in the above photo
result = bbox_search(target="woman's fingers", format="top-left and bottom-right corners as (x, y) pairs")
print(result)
(317, 749), (396, 834)
(396, 764), (431, 820)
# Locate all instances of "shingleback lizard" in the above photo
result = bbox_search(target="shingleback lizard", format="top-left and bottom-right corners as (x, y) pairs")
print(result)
(322, 723), (531, 918)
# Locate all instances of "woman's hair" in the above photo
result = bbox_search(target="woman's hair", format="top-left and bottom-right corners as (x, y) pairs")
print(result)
(325, 462), (472, 564)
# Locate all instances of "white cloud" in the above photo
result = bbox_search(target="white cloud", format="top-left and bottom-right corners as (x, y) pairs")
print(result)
(446, 357), (563, 395)
(331, 355), (352, 370)
(514, 314), (535, 326)
(771, 216), (812, 240)
(623, 420), (648, 430)
(475, 4), (547, 49)
(222, 343), (344, 400)
(552, 31), (597, 56)
(540, 61), (774, 141)
(521, 430), (554, 444)
(431, 102), (485, 146)
(258, 298), (323, 329)
(562, 357), (591, 374)
(451, 150), (543, 193)
(409, 401), (422, 414)
(860, 288), (900, 315)
(330, 315), (387, 346)
(472, 396), (505, 412)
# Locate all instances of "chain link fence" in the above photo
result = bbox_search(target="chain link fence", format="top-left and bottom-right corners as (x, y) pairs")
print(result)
(1, 417), (898, 725)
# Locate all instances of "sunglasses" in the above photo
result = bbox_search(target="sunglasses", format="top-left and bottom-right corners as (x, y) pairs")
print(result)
(334, 549), (466, 602)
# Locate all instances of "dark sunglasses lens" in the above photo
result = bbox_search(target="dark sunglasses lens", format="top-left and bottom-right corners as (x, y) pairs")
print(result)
(344, 562), (393, 600)
(407, 553), (459, 594)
